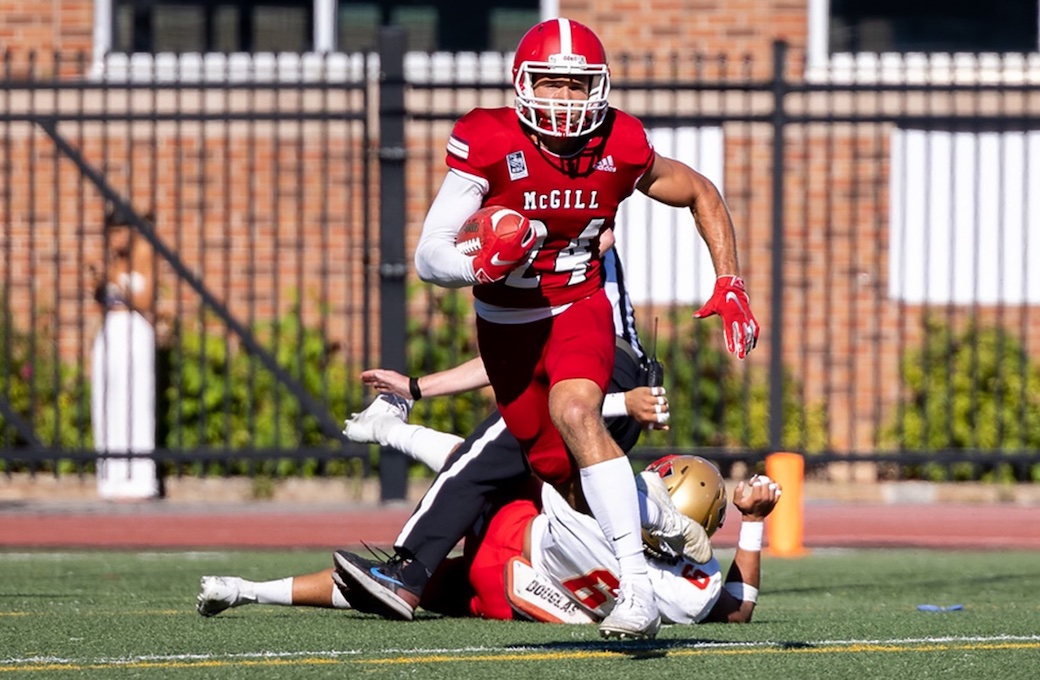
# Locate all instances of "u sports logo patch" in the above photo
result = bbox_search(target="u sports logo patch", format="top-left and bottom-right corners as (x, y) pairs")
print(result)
(506, 151), (529, 180)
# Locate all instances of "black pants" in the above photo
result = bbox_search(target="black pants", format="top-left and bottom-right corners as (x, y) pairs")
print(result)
(396, 340), (645, 572)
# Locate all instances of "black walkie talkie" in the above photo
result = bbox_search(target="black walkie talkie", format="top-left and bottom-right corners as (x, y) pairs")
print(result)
(644, 317), (664, 388)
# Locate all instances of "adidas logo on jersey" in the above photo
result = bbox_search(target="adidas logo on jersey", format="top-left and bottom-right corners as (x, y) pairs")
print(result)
(594, 155), (616, 173)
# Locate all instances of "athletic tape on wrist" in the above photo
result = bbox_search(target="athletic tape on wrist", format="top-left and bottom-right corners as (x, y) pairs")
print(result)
(738, 521), (764, 552)
(724, 581), (759, 603)
(602, 392), (628, 418)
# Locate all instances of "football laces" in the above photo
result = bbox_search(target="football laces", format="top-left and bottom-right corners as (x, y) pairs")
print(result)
(455, 237), (482, 255)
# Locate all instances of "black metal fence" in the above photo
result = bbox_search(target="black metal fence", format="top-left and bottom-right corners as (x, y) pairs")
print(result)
(3, 37), (1040, 496)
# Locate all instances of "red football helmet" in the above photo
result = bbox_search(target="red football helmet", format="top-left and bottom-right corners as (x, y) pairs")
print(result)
(512, 18), (611, 138)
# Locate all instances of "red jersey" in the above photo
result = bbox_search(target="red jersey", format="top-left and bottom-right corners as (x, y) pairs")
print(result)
(445, 107), (655, 309)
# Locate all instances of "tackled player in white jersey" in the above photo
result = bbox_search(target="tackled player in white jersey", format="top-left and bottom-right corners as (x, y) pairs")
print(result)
(197, 451), (780, 626)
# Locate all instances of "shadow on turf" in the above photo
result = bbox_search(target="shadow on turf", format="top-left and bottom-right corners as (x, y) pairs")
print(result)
(509, 638), (816, 658)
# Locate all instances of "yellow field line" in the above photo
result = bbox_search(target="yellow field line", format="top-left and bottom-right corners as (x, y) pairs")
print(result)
(2, 640), (1038, 673)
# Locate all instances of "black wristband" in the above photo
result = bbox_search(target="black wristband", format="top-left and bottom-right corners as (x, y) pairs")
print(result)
(409, 376), (423, 401)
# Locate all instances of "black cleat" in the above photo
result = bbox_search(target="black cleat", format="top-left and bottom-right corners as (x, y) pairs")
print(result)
(332, 550), (423, 621)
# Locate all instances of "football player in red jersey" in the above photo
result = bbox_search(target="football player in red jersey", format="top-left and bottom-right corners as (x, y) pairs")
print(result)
(334, 18), (759, 640)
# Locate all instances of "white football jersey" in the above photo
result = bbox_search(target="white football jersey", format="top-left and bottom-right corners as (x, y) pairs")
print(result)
(529, 484), (723, 625)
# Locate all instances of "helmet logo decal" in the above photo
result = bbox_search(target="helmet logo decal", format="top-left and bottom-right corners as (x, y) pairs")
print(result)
(548, 53), (587, 67)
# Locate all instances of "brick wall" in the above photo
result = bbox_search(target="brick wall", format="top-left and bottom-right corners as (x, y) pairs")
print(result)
(0, 0), (94, 76)
(0, 100), (376, 372)
(564, 0), (807, 74)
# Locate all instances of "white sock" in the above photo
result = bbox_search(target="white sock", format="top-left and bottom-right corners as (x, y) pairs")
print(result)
(331, 587), (351, 609)
(381, 422), (462, 473)
(637, 489), (662, 529)
(252, 577), (294, 606)
(580, 458), (650, 586)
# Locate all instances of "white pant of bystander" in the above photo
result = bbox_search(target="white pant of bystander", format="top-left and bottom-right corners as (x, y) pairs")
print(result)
(92, 310), (158, 500)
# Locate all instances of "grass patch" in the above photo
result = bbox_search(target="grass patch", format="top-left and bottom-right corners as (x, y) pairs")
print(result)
(0, 548), (1038, 679)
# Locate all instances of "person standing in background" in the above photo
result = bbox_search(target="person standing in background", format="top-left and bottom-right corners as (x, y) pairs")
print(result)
(89, 207), (159, 501)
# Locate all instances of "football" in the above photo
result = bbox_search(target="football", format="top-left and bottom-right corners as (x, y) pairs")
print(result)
(455, 205), (529, 256)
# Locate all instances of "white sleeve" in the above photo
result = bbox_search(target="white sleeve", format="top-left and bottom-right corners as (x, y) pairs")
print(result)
(413, 170), (486, 287)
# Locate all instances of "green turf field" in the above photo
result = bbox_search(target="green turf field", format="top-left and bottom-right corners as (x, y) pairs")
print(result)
(1, 548), (1037, 678)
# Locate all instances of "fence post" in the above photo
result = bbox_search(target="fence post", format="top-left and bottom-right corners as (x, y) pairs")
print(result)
(377, 26), (409, 502)
(768, 40), (788, 452)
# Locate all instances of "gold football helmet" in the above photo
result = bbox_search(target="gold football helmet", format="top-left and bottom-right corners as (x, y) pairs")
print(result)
(645, 454), (727, 537)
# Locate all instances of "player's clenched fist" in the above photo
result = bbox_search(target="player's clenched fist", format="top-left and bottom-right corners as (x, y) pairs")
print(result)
(693, 275), (759, 359)
(733, 474), (781, 521)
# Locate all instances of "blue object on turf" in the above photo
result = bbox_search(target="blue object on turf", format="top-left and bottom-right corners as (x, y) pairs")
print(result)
(917, 604), (964, 612)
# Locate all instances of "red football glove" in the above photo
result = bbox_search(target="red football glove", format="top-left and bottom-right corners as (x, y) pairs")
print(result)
(471, 222), (537, 284)
(693, 275), (759, 359)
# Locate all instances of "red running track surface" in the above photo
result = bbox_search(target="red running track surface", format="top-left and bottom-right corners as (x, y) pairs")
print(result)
(0, 501), (1037, 550)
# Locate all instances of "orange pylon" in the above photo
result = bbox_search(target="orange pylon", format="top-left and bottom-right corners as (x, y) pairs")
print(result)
(765, 452), (808, 557)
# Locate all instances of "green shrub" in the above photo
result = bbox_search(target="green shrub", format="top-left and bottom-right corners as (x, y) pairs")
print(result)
(647, 310), (829, 453)
(401, 297), (829, 457)
(0, 299), (92, 462)
(406, 287), (491, 440)
(882, 319), (1040, 481)
(161, 307), (363, 475)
